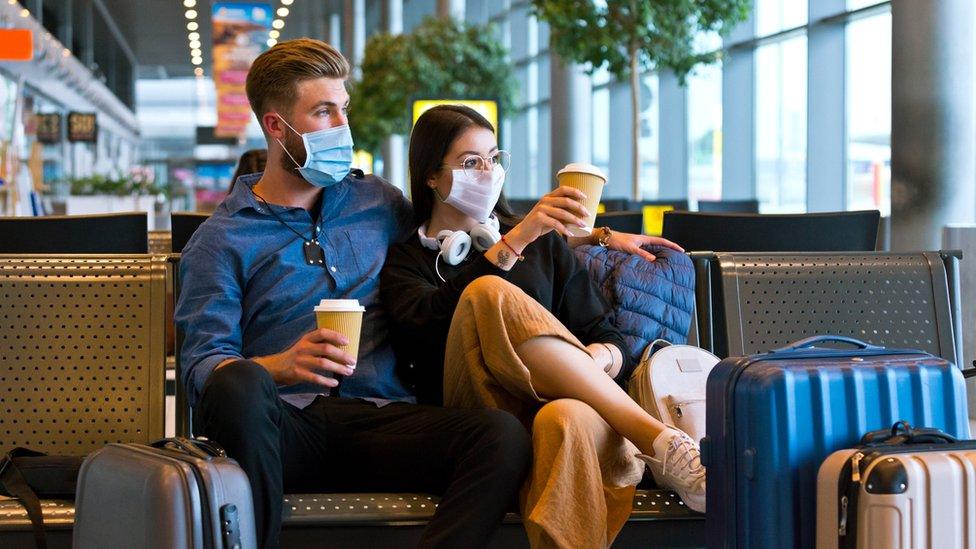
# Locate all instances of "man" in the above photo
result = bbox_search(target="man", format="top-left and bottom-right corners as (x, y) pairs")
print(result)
(176, 39), (532, 548)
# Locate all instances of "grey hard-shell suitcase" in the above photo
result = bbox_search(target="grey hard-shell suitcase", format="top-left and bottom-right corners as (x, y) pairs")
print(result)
(73, 438), (256, 549)
(817, 422), (976, 549)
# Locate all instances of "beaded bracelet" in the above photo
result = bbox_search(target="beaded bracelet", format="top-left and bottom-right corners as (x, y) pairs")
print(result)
(500, 235), (525, 261)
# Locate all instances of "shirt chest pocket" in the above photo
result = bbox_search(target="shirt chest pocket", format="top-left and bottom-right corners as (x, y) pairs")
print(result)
(330, 229), (387, 280)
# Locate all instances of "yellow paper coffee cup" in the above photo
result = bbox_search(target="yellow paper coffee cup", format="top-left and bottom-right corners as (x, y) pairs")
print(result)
(556, 163), (607, 236)
(314, 299), (365, 361)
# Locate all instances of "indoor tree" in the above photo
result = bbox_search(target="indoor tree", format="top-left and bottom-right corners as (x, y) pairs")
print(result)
(531, 0), (751, 199)
(348, 16), (518, 156)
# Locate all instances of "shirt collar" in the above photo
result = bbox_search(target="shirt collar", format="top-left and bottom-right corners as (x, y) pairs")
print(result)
(224, 169), (365, 218)
(225, 172), (265, 216)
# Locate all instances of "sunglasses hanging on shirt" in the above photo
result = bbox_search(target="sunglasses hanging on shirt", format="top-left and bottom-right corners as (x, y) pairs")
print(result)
(251, 187), (326, 267)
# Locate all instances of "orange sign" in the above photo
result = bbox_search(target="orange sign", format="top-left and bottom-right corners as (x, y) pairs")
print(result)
(0, 29), (33, 61)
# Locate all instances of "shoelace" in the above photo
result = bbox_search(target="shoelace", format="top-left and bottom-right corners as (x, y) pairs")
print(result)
(663, 435), (705, 483)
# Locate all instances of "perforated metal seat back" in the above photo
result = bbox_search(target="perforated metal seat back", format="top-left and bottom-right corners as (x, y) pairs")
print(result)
(715, 252), (957, 362)
(0, 255), (167, 454)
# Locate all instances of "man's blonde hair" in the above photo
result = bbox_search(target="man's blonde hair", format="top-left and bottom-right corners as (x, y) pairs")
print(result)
(246, 38), (350, 121)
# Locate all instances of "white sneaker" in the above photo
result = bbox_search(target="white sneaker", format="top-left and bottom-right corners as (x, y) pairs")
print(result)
(637, 428), (706, 513)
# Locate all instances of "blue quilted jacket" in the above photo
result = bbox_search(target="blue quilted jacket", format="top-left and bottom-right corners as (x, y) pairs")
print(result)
(573, 245), (696, 367)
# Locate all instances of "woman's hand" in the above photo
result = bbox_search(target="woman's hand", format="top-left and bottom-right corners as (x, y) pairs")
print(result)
(505, 186), (590, 251)
(604, 233), (684, 263)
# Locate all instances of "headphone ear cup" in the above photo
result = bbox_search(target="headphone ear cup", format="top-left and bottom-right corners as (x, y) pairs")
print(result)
(486, 215), (500, 232)
(440, 231), (472, 265)
(470, 223), (501, 252)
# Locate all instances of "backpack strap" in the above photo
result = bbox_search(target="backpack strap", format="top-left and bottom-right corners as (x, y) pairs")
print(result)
(0, 448), (48, 549)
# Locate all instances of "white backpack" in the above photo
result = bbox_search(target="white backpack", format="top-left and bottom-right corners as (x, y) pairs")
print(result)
(628, 340), (719, 445)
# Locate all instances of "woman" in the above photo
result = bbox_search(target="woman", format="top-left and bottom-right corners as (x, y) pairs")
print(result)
(380, 105), (705, 547)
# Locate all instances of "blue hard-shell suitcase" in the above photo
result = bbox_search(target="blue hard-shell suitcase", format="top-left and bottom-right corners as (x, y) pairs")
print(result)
(701, 336), (970, 549)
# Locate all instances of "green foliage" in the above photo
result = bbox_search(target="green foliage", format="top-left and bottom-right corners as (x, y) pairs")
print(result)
(68, 174), (163, 196)
(349, 16), (519, 154)
(531, 0), (751, 83)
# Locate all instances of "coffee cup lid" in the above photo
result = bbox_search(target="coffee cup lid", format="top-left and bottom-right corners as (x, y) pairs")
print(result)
(314, 299), (365, 312)
(557, 162), (607, 182)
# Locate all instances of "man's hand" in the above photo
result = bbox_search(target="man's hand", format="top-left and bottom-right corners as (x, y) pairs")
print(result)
(254, 328), (357, 388)
(603, 232), (684, 263)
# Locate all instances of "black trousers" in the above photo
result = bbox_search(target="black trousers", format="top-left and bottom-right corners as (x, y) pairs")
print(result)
(195, 360), (532, 549)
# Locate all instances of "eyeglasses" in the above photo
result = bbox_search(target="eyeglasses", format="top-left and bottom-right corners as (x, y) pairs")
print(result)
(445, 150), (512, 181)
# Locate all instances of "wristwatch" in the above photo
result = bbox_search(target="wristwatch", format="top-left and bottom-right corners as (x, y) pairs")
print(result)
(596, 226), (613, 248)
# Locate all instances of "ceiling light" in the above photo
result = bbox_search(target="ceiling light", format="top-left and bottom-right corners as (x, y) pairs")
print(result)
(281, 0), (293, 5)
(185, 9), (197, 19)
(272, 19), (284, 29)
(191, 48), (202, 57)
(269, 30), (280, 39)
(19, 8), (29, 17)
(277, 7), (289, 17)
(267, 38), (277, 47)
(194, 67), (204, 76)
(190, 40), (201, 49)
(188, 32), (200, 41)
(62, 48), (70, 57)
(192, 56), (203, 65)
(183, 0), (196, 7)
(187, 21), (198, 31)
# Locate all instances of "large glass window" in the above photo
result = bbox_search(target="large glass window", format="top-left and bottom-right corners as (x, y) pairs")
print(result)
(846, 12), (891, 215)
(639, 73), (660, 199)
(757, 0), (808, 36)
(535, 104), (550, 195)
(847, 0), (887, 10)
(507, 108), (531, 198)
(687, 64), (723, 202)
(592, 87), (610, 178)
(755, 36), (807, 213)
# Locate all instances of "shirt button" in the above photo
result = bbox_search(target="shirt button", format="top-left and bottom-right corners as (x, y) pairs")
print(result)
(330, 266), (337, 272)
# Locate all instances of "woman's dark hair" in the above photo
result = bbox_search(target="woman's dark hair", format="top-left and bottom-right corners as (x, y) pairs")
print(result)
(228, 149), (268, 193)
(408, 104), (518, 228)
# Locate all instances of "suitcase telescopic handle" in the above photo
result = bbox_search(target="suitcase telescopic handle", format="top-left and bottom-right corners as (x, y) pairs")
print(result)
(150, 437), (227, 459)
(770, 336), (884, 353)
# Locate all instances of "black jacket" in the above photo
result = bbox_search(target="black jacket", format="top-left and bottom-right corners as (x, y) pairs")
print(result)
(380, 228), (632, 405)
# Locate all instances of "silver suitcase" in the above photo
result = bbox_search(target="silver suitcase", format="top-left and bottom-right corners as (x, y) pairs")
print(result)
(816, 422), (976, 549)
(74, 438), (256, 549)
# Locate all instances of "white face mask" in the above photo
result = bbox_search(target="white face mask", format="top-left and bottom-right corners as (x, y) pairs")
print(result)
(437, 164), (506, 223)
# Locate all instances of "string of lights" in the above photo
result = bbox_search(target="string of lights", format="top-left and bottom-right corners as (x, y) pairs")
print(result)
(268, 0), (293, 48)
(182, 0), (204, 77)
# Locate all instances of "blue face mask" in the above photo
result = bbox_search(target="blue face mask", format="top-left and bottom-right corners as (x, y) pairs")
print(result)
(276, 116), (354, 187)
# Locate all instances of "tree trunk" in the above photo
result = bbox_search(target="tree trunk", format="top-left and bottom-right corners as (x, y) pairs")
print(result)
(629, 49), (640, 201)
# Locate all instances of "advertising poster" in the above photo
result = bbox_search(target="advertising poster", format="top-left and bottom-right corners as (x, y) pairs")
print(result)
(212, 2), (272, 138)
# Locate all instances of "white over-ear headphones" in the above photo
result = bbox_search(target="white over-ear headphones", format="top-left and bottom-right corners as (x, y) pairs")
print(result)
(418, 216), (502, 281)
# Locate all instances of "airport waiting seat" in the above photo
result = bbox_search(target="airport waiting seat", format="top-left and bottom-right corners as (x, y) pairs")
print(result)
(595, 211), (644, 235)
(148, 230), (172, 254)
(0, 254), (169, 549)
(696, 199), (760, 213)
(171, 212), (211, 254)
(0, 213), (149, 254)
(631, 199), (690, 212)
(163, 213), (705, 546)
(692, 250), (964, 363)
(599, 198), (631, 212)
(662, 210), (881, 253)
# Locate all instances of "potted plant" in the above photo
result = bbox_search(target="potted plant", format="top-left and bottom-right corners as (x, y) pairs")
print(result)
(348, 16), (518, 156)
(66, 166), (164, 226)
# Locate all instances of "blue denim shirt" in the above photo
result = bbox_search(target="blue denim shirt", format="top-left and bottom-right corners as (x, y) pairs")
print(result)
(176, 171), (416, 408)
